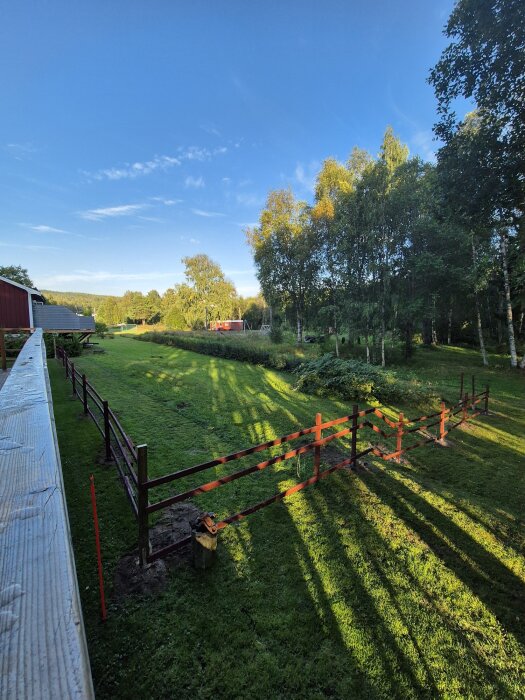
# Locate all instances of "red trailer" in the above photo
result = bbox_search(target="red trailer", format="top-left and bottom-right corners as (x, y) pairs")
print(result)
(209, 319), (244, 332)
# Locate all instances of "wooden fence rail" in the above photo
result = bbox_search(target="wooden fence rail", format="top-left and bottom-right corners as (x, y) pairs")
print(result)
(56, 347), (489, 566)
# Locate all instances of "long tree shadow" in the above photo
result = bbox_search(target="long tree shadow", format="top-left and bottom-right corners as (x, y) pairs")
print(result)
(332, 474), (520, 698)
(352, 465), (525, 647)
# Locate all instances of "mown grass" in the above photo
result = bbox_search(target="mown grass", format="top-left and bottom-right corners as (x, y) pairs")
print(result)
(49, 338), (525, 699)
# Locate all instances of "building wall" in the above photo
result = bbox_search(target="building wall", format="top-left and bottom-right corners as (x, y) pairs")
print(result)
(0, 280), (30, 328)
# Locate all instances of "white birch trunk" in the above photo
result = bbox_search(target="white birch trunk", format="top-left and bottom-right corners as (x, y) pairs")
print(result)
(500, 231), (518, 367)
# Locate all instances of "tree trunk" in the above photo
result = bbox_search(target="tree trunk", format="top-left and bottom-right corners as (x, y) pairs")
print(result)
(296, 312), (303, 344)
(380, 316), (386, 367)
(471, 235), (488, 366)
(500, 231), (517, 367)
(431, 295), (438, 344)
(333, 309), (339, 358)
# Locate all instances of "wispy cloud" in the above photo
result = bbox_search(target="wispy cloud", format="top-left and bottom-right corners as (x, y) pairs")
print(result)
(24, 224), (67, 233)
(38, 270), (183, 285)
(0, 241), (59, 251)
(84, 155), (180, 181)
(79, 203), (147, 221)
(191, 208), (225, 218)
(200, 123), (221, 137)
(180, 235), (201, 244)
(4, 142), (38, 160)
(150, 197), (182, 206)
(294, 161), (319, 194)
(410, 130), (436, 163)
(20, 223), (86, 238)
(236, 192), (264, 207)
(185, 175), (205, 189)
(84, 145), (228, 181)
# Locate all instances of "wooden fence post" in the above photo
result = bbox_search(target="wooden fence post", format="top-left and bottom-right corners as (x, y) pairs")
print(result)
(82, 374), (88, 415)
(351, 404), (358, 467)
(439, 401), (446, 444)
(137, 445), (150, 567)
(53, 335), (57, 360)
(396, 412), (404, 461)
(103, 401), (112, 462)
(65, 354), (69, 379)
(462, 393), (469, 423)
(471, 375), (476, 409)
(314, 412), (322, 477)
(71, 363), (76, 396)
(484, 385), (489, 415)
(459, 372), (464, 401)
(0, 330), (6, 372)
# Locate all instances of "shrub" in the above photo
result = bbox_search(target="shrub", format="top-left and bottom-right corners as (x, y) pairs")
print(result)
(56, 335), (83, 357)
(95, 321), (108, 337)
(293, 354), (433, 403)
(135, 331), (302, 371)
(269, 325), (283, 344)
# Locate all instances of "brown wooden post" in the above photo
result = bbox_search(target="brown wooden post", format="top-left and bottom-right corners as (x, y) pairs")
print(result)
(0, 330), (6, 372)
(439, 401), (446, 443)
(71, 362), (76, 396)
(471, 375), (476, 409)
(484, 384), (489, 415)
(462, 392), (469, 423)
(459, 372), (464, 401)
(137, 444), (150, 567)
(351, 404), (358, 467)
(396, 412), (404, 460)
(53, 335), (57, 359)
(314, 412), (322, 477)
(82, 374), (88, 415)
(103, 400), (112, 462)
(65, 354), (69, 378)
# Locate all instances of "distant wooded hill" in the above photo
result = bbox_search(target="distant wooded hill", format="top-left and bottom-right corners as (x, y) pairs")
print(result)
(41, 290), (119, 316)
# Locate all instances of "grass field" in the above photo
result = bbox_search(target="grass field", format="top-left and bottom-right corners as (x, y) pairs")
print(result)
(49, 337), (525, 699)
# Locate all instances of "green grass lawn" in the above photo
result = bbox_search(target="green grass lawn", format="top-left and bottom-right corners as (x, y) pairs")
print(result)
(49, 337), (525, 699)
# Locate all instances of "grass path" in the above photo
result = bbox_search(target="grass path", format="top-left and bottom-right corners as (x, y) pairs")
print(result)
(50, 338), (525, 699)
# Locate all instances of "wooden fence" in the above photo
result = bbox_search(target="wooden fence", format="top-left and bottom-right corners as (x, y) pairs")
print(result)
(56, 347), (489, 566)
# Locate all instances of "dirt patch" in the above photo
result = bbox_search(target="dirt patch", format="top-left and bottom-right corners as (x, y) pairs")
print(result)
(176, 401), (190, 409)
(113, 502), (205, 599)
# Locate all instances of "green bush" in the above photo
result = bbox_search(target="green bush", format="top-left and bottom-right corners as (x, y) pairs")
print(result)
(294, 354), (434, 403)
(95, 321), (108, 337)
(135, 331), (302, 371)
(269, 325), (284, 344)
(56, 335), (83, 357)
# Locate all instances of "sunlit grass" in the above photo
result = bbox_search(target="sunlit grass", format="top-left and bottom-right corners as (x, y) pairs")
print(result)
(50, 338), (525, 699)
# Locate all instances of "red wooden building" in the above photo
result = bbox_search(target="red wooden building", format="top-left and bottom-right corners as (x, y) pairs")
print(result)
(0, 276), (95, 333)
(209, 319), (244, 332)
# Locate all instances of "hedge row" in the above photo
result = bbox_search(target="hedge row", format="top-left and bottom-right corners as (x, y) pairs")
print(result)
(135, 331), (303, 371)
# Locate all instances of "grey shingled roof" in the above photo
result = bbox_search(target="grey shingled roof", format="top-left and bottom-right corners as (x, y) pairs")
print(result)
(32, 303), (96, 331)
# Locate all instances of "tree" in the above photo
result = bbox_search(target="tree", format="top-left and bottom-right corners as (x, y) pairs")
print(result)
(0, 265), (34, 287)
(247, 190), (321, 343)
(430, 0), (525, 366)
(170, 255), (238, 329)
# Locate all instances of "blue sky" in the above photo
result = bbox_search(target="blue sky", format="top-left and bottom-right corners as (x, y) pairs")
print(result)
(0, 0), (455, 297)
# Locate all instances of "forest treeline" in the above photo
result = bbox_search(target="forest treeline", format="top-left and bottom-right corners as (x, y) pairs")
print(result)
(43, 255), (267, 330)
(247, 0), (524, 368)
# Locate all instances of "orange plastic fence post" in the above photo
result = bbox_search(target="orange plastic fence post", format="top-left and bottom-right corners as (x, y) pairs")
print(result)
(314, 412), (322, 477)
(396, 412), (404, 460)
(439, 401), (446, 443)
(89, 475), (107, 622)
